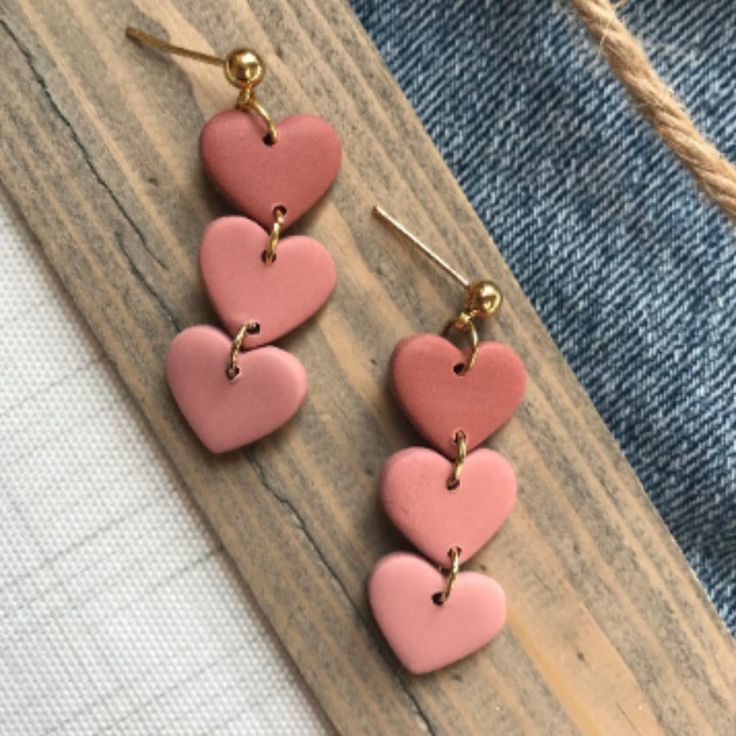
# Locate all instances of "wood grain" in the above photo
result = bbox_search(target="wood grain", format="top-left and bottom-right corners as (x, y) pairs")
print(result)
(1, 1), (734, 734)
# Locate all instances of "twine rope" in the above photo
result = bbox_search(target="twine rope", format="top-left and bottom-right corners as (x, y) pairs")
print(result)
(570, 0), (736, 221)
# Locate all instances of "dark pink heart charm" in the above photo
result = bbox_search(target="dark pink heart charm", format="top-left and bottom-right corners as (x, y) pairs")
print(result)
(368, 552), (506, 674)
(391, 334), (526, 456)
(381, 447), (516, 566)
(199, 216), (336, 347)
(200, 111), (341, 229)
(166, 325), (307, 453)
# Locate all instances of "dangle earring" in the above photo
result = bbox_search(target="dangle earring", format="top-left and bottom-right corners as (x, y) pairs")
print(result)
(126, 28), (341, 453)
(367, 207), (526, 674)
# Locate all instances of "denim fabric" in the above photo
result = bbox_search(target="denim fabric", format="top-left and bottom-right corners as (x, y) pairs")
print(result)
(350, 0), (736, 630)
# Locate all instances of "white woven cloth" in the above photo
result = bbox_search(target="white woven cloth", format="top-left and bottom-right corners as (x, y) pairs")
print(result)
(0, 191), (329, 735)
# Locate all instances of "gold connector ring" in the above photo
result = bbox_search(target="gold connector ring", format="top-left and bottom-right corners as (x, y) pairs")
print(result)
(447, 430), (468, 490)
(236, 89), (278, 144)
(442, 314), (479, 374)
(226, 323), (259, 380)
(263, 207), (286, 264)
(433, 546), (462, 606)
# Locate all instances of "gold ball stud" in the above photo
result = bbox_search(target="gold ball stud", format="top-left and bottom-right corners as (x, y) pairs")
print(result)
(464, 279), (502, 318)
(224, 48), (265, 88)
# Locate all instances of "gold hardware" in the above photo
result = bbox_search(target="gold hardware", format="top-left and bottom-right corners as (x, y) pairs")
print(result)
(227, 323), (259, 380)
(463, 279), (502, 320)
(442, 312), (479, 373)
(125, 27), (223, 66)
(433, 546), (462, 605)
(126, 26), (278, 144)
(263, 207), (286, 264)
(235, 89), (278, 145)
(224, 48), (265, 88)
(372, 206), (502, 373)
(372, 206), (468, 288)
(446, 430), (468, 489)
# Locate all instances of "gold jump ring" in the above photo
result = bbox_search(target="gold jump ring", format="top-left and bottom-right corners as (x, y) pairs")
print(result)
(442, 314), (479, 374)
(433, 546), (462, 606)
(226, 323), (259, 380)
(447, 430), (468, 490)
(263, 207), (286, 264)
(237, 89), (278, 144)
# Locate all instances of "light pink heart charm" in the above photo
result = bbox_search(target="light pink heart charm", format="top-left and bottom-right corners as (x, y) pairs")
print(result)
(166, 325), (307, 453)
(381, 447), (516, 565)
(391, 334), (526, 456)
(200, 216), (336, 346)
(368, 552), (506, 674)
(200, 111), (341, 229)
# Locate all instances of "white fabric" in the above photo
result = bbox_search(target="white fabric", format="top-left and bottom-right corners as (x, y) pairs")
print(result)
(0, 190), (329, 735)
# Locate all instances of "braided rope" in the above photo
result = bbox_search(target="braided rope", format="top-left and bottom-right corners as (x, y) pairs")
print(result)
(570, 0), (736, 221)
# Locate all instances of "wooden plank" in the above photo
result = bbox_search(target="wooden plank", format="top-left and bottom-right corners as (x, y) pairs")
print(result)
(2, 1), (734, 733)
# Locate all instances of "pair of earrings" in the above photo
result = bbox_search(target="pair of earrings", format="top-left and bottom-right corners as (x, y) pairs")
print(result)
(128, 28), (526, 675)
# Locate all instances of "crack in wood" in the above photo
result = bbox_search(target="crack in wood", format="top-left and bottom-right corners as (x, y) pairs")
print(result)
(2, 18), (178, 332)
(247, 455), (439, 736)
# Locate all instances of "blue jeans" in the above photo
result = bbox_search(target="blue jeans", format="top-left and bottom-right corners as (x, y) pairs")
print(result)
(351, 0), (736, 631)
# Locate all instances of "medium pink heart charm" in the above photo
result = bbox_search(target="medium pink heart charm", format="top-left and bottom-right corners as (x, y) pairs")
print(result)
(381, 447), (516, 566)
(368, 552), (506, 674)
(166, 325), (307, 453)
(391, 334), (526, 456)
(200, 111), (341, 229)
(200, 216), (336, 346)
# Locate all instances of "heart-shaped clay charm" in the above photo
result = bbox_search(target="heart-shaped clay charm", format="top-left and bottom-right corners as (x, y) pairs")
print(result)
(199, 216), (336, 347)
(200, 111), (341, 229)
(391, 334), (526, 456)
(381, 447), (516, 566)
(166, 325), (307, 453)
(368, 552), (506, 674)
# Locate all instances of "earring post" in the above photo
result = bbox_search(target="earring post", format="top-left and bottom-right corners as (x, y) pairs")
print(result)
(372, 206), (469, 288)
(125, 27), (224, 67)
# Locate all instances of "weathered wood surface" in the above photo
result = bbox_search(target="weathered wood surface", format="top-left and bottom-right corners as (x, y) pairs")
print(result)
(2, 1), (734, 734)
